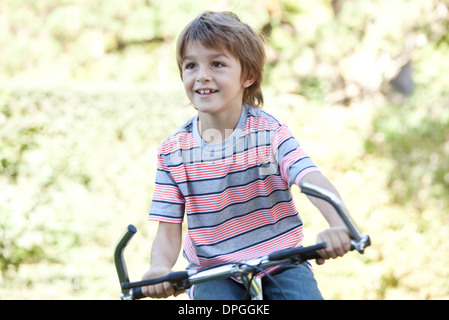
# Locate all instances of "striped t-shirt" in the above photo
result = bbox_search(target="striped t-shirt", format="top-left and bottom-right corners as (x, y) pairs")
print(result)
(149, 105), (319, 268)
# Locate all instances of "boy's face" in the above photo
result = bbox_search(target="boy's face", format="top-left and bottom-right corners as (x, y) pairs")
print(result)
(182, 41), (254, 117)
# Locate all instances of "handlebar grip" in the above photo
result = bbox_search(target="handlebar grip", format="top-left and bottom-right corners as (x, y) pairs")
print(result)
(131, 287), (146, 300)
(268, 242), (326, 262)
(122, 271), (190, 290)
(300, 250), (323, 261)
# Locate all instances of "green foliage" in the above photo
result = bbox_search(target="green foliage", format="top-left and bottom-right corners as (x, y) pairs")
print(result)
(366, 41), (449, 206)
(366, 94), (449, 205)
(0, 85), (192, 281)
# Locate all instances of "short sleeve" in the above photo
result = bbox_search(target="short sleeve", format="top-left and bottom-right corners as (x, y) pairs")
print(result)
(271, 125), (320, 187)
(148, 153), (185, 223)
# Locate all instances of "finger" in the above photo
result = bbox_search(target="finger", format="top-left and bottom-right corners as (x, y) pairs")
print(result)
(329, 242), (344, 259)
(155, 283), (169, 298)
(335, 231), (351, 256)
(147, 285), (157, 298)
(152, 285), (165, 298)
(324, 233), (341, 259)
(343, 235), (351, 252)
(316, 236), (329, 260)
(174, 289), (186, 297)
(150, 283), (167, 299)
(141, 285), (147, 297)
(333, 244), (345, 258)
(339, 227), (352, 253)
(332, 237), (346, 258)
(162, 281), (174, 297)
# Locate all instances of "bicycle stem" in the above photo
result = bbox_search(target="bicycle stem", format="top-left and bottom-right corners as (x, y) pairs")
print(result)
(300, 182), (371, 254)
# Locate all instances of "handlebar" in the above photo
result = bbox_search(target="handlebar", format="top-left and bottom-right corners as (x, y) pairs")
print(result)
(114, 182), (371, 300)
(117, 235), (327, 300)
(300, 182), (371, 253)
(113, 224), (146, 300)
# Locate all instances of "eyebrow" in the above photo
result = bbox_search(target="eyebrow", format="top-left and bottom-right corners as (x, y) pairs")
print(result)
(183, 53), (230, 61)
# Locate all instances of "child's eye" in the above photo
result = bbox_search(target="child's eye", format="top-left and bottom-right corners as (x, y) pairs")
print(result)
(212, 61), (224, 68)
(184, 63), (196, 70)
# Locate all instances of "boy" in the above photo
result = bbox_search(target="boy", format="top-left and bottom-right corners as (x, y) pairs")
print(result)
(141, 11), (351, 300)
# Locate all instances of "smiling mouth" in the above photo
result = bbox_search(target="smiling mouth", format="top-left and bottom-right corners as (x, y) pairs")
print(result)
(195, 89), (219, 95)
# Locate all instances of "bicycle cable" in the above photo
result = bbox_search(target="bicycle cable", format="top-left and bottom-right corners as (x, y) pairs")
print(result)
(235, 262), (287, 300)
(189, 261), (288, 300)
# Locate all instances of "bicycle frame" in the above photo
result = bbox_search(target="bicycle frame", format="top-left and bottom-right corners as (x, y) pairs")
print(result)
(114, 182), (371, 300)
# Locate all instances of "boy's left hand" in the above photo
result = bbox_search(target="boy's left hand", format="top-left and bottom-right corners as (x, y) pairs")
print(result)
(315, 226), (351, 265)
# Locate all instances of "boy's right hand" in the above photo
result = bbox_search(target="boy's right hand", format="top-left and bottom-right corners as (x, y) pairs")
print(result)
(141, 266), (183, 299)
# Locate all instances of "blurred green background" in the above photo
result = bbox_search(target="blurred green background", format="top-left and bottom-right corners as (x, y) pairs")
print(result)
(1, 0), (448, 300)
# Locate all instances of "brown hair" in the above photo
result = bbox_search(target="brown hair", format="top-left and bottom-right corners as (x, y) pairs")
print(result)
(176, 11), (266, 108)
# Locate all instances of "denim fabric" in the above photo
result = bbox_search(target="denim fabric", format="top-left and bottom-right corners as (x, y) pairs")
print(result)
(189, 262), (323, 300)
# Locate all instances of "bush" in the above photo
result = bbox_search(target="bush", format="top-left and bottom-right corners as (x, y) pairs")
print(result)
(0, 85), (192, 280)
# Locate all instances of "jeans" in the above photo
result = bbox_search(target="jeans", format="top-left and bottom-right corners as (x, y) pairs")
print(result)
(188, 262), (323, 300)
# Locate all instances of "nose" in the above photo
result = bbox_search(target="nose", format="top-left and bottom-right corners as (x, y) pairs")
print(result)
(196, 66), (212, 83)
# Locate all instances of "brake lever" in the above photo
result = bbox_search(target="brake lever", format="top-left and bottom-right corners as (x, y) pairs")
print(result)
(300, 182), (371, 254)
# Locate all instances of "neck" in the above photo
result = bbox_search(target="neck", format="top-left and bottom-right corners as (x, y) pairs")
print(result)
(197, 105), (243, 144)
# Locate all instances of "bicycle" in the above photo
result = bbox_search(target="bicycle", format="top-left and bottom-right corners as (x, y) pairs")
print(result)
(114, 182), (371, 300)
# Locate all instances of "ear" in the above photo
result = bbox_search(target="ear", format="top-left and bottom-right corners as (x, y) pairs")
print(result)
(242, 75), (256, 88)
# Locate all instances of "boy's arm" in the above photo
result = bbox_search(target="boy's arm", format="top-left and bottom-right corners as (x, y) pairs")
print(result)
(300, 171), (351, 265)
(141, 222), (183, 298)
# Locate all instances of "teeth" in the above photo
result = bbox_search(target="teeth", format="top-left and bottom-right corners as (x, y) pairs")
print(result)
(198, 89), (216, 94)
